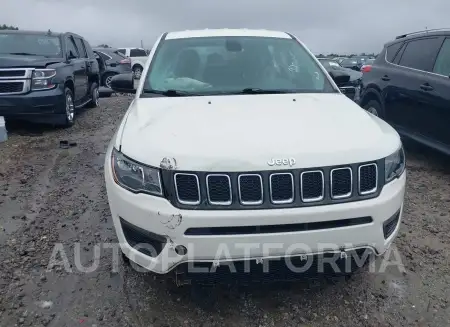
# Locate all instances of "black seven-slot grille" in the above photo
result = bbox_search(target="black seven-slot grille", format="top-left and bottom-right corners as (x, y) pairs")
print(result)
(164, 160), (384, 210)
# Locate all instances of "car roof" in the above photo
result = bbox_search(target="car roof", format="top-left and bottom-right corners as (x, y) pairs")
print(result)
(165, 28), (292, 40)
(93, 47), (119, 52)
(116, 47), (145, 50)
(0, 29), (63, 36)
(385, 29), (450, 47)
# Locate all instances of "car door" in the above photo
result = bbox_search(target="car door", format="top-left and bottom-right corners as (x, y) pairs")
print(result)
(383, 36), (443, 135)
(66, 35), (88, 104)
(81, 39), (100, 86)
(421, 37), (450, 146)
(73, 37), (90, 101)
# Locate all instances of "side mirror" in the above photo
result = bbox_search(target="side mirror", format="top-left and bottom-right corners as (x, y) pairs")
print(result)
(329, 70), (351, 86)
(110, 73), (136, 94)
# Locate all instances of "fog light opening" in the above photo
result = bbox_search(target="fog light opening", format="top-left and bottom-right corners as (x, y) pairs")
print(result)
(175, 245), (188, 256)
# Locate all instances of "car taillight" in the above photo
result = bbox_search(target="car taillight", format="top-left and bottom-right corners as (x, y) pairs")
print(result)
(361, 65), (372, 73)
(120, 59), (131, 64)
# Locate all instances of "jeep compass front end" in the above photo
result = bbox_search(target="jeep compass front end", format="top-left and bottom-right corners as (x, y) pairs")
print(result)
(104, 29), (406, 279)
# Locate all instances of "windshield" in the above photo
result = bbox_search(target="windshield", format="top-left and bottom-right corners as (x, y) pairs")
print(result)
(0, 33), (62, 57)
(142, 36), (337, 96)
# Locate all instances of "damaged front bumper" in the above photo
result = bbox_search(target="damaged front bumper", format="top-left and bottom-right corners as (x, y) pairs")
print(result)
(104, 153), (406, 275)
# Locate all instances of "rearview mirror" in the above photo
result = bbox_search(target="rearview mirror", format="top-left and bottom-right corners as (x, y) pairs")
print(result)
(110, 73), (136, 94)
(329, 70), (351, 86)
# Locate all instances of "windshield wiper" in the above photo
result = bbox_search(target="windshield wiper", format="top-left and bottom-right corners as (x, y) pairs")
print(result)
(238, 88), (296, 94)
(142, 89), (200, 97)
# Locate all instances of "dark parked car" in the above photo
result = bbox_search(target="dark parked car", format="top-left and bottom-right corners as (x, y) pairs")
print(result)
(0, 30), (100, 126)
(93, 48), (132, 88)
(318, 58), (363, 101)
(359, 28), (450, 154)
(340, 58), (363, 71)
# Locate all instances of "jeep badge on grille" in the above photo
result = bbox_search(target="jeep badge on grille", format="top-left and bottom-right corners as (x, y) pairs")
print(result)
(267, 158), (296, 167)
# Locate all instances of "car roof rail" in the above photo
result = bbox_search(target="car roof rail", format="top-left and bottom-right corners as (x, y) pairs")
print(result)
(395, 28), (450, 39)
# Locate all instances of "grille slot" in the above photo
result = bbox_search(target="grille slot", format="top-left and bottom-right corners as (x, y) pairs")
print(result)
(0, 82), (24, 94)
(358, 163), (378, 195)
(0, 70), (26, 78)
(270, 173), (294, 204)
(301, 170), (324, 202)
(174, 173), (200, 205)
(206, 174), (232, 205)
(238, 174), (263, 205)
(331, 167), (352, 199)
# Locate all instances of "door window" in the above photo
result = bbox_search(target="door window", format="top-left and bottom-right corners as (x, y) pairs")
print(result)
(74, 37), (87, 58)
(82, 40), (95, 58)
(433, 38), (450, 76)
(66, 37), (79, 58)
(130, 48), (147, 57)
(385, 42), (403, 63)
(398, 37), (442, 72)
(117, 48), (126, 55)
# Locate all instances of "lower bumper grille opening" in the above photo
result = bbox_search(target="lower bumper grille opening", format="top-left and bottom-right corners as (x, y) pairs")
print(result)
(383, 210), (400, 239)
(0, 82), (24, 94)
(120, 217), (166, 257)
(175, 248), (374, 284)
(185, 216), (373, 236)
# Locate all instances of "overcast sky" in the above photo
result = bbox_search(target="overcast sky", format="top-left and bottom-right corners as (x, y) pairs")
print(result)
(1, 0), (449, 54)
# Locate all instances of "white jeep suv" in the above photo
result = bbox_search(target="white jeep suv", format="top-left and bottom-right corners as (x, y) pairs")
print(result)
(105, 29), (406, 281)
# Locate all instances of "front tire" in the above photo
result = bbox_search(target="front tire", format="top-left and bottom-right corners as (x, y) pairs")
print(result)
(62, 87), (75, 127)
(363, 99), (384, 118)
(86, 83), (100, 108)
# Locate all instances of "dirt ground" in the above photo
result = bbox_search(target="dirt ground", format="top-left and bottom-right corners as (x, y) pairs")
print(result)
(0, 96), (449, 327)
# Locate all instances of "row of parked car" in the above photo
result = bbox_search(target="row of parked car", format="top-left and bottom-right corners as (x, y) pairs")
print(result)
(316, 31), (450, 156)
(0, 29), (148, 126)
(0, 28), (449, 155)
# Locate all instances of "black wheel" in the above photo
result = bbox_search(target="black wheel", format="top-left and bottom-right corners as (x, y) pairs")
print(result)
(133, 65), (143, 79)
(86, 83), (100, 108)
(62, 87), (75, 127)
(363, 99), (384, 118)
(103, 73), (116, 89)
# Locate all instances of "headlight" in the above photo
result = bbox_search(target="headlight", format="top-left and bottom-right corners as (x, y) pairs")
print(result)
(32, 69), (56, 90)
(111, 148), (162, 195)
(385, 145), (406, 183)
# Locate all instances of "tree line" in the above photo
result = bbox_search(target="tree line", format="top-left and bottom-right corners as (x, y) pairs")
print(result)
(0, 24), (19, 30)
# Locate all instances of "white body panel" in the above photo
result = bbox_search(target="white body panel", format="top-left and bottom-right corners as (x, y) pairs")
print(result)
(118, 93), (401, 171)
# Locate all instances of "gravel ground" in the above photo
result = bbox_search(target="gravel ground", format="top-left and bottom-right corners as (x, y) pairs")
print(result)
(0, 96), (449, 327)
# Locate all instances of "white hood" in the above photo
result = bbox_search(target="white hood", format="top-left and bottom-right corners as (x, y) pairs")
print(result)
(118, 93), (401, 171)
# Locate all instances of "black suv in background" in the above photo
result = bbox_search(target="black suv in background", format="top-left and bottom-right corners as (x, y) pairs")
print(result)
(0, 30), (100, 127)
(359, 28), (450, 155)
(93, 48), (132, 89)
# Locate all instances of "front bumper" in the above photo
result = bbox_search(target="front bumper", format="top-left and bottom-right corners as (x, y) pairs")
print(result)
(0, 85), (65, 117)
(105, 154), (406, 275)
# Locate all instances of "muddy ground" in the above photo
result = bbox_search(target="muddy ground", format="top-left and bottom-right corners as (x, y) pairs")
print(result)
(0, 96), (449, 327)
